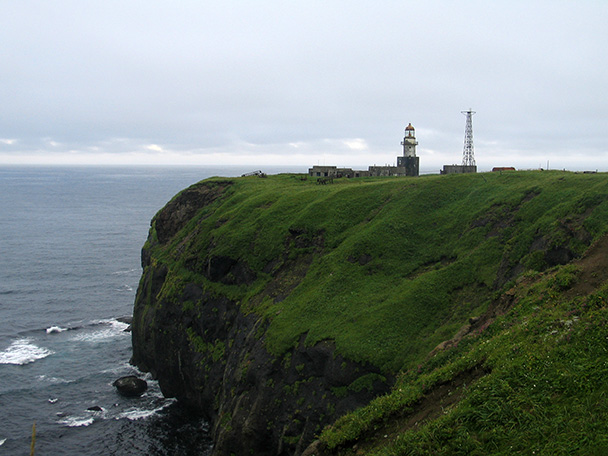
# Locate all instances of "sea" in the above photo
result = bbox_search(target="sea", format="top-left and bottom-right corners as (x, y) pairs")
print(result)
(0, 165), (303, 455)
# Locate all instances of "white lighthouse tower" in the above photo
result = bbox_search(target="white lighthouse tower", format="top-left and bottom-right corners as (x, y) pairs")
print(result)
(401, 123), (418, 156)
(397, 123), (420, 176)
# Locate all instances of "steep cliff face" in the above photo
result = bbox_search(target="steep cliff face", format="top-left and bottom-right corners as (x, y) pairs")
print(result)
(132, 172), (608, 455)
(131, 179), (391, 456)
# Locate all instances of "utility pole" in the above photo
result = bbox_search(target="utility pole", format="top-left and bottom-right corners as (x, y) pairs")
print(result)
(461, 109), (476, 167)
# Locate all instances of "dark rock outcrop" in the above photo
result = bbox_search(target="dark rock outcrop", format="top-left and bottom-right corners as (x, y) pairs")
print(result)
(117, 316), (133, 325)
(113, 376), (148, 397)
(545, 246), (576, 267)
(132, 265), (391, 455)
(153, 181), (232, 245)
(117, 316), (133, 332)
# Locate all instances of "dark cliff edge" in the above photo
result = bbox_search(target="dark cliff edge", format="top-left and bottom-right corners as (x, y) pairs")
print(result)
(131, 179), (392, 456)
(131, 172), (608, 455)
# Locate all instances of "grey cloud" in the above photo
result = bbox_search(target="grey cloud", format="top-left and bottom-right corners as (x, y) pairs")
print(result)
(0, 1), (607, 168)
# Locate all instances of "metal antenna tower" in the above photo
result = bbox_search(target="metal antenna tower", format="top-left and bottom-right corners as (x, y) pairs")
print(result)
(461, 109), (476, 166)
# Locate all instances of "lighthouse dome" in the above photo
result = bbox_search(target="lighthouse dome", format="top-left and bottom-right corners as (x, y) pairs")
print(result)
(404, 123), (416, 138)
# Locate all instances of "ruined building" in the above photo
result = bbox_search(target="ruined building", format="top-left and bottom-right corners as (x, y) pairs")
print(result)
(309, 123), (420, 178)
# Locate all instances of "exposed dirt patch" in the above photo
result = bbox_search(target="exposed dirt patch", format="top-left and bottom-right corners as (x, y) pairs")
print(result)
(257, 253), (316, 304)
(248, 228), (325, 309)
(326, 365), (488, 456)
(398, 365), (488, 431)
(470, 203), (515, 238)
(429, 281), (523, 359)
(432, 233), (608, 361)
(565, 233), (608, 298)
(347, 254), (373, 266)
(470, 192), (541, 239)
(408, 255), (457, 279)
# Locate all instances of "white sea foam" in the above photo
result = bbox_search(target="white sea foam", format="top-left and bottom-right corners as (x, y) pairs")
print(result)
(112, 268), (137, 275)
(116, 406), (162, 421)
(100, 359), (133, 375)
(58, 416), (94, 427)
(0, 338), (54, 365)
(144, 389), (167, 399)
(37, 374), (71, 384)
(99, 319), (130, 331)
(116, 399), (175, 421)
(46, 325), (68, 334)
(117, 408), (158, 421)
(69, 319), (129, 343)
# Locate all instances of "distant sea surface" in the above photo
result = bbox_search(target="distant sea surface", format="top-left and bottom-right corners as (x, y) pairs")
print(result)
(0, 165), (304, 455)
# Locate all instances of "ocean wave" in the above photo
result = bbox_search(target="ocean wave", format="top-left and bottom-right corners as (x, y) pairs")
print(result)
(112, 268), (138, 275)
(40, 317), (128, 335)
(58, 416), (94, 427)
(143, 389), (167, 400)
(97, 318), (130, 330)
(46, 325), (68, 334)
(116, 401), (174, 421)
(100, 359), (134, 375)
(0, 338), (54, 365)
(69, 319), (129, 343)
(37, 374), (72, 385)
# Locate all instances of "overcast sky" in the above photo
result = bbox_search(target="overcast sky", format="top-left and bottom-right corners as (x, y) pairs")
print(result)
(1, 1), (606, 171)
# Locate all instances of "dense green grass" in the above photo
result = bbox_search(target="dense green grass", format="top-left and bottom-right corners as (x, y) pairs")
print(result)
(148, 170), (608, 377)
(320, 266), (608, 455)
(140, 170), (608, 454)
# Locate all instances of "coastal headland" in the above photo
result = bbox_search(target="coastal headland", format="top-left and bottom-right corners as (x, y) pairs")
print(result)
(131, 170), (608, 455)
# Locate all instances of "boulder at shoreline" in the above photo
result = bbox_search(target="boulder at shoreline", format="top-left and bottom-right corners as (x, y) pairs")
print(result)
(113, 375), (147, 397)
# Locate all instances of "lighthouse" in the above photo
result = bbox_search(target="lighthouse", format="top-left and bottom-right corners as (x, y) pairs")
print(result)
(397, 123), (420, 176)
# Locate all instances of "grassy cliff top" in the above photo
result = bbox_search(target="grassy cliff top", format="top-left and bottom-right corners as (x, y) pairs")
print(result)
(145, 170), (608, 378)
(319, 204), (608, 456)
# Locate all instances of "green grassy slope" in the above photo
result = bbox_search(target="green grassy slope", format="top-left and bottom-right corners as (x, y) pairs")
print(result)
(319, 240), (608, 455)
(149, 170), (608, 382)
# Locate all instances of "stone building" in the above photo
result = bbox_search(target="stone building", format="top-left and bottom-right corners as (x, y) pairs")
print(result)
(308, 123), (420, 178)
(307, 166), (370, 178)
(440, 165), (477, 175)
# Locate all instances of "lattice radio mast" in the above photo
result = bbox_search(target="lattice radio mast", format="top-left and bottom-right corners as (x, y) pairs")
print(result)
(461, 109), (476, 166)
